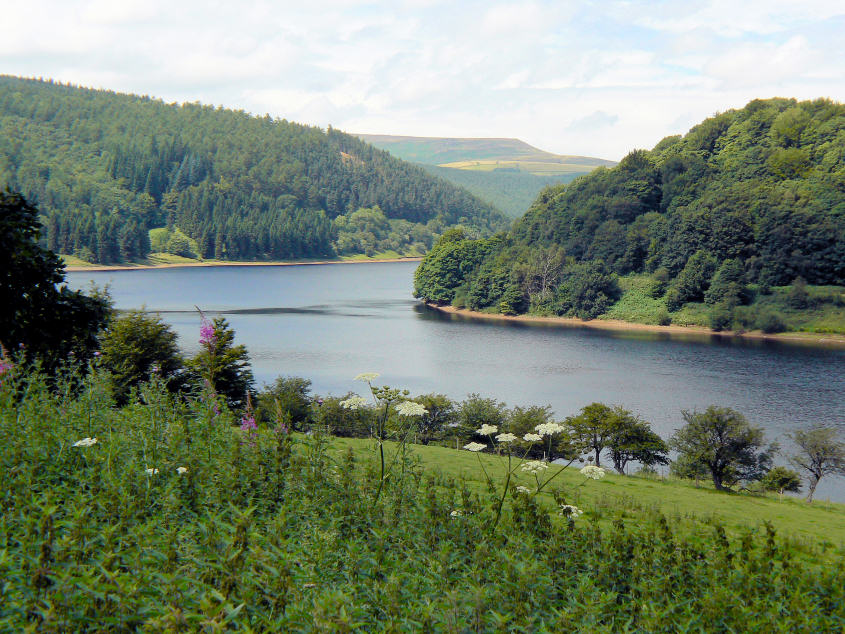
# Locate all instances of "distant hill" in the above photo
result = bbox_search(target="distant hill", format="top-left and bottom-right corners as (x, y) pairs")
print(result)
(0, 76), (507, 264)
(355, 134), (614, 217)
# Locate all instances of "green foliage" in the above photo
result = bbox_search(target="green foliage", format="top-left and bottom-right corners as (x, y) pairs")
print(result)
(0, 190), (111, 371)
(98, 310), (185, 404)
(2, 366), (843, 631)
(455, 393), (508, 442)
(187, 317), (254, 411)
(256, 376), (313, 430)
(313, 394), (372, 437)
(605, 409), (669, 474)
(553, 260), (620, 319)
(666, 250), (718, 310)
(671, 406), (776, 490)
(789, 426), (845, 503)
(760, 466), (802, 495)
(756, 309), (787, 333)
(787, 276), (810, 309)
(413, 98), (845, 332)
(412, 393), (457, 444)
(0, 76), (507, 264)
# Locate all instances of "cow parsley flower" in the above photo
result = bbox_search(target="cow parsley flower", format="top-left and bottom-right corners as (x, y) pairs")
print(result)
(72, 437), (98, 447)
(580, 465), (606, 480)
(535, 422), (565, 436)
(463, 442), (487, 452)
(450, 510), (463, 517)
(522, 433), (543, 442)
(495, 432), (517, 443)
(521, 460), (549, 475)
(559, 504), (583, 518)
(354, 372), (380, 382)
(177, 466), (188, 475)
(145, 468), (159, 476)
(340, 396), (368, 410)
(515, 485), (532, 494)
(395, 401), (427, 417)
(476, 424), (498, 436)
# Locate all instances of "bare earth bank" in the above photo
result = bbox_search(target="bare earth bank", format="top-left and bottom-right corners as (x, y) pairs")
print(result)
(427, 303), (845, 348)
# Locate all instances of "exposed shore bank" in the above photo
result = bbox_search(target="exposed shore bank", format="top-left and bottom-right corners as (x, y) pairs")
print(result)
(426, 303), (845, 348)
(65, 256), (423, 272)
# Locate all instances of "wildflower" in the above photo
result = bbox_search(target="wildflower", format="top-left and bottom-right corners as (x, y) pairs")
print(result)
(176, 466), (188, 475)
(340, 395), (368, 410)
(395, 401), (428, 417)
(476, 424), (498, 436)
(521, 460), (549, 475)
(535, 422), (565, 436)
(515, 485), (532, 494)
(199, 318), (216, 346)
(145, 468), (159, 476)
(151, 364), (160, 375)
(93, 351), (101, 357)
(72, 437), (98, 447)
(450, 509), (463, 517)
(354, 372), (380, 382)
(463, 442), (487, 452)
(240, 413), (257, 432)
(559, 504), (583, 518)
(495, 432), (517, 443)
(523, 433), (543, 442)
(580, 465), (606, 480)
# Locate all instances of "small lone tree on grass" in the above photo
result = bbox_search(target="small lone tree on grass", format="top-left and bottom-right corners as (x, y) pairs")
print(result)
(670, 406), (776, 491)
(788, 426), (845, 503)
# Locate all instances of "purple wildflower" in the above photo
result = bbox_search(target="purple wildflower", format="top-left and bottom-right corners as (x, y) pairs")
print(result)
(0, 361), (11, 376)
(93, 351), (101, 357)
(241, 412), (258, 447)
(199, 318), (216, 347)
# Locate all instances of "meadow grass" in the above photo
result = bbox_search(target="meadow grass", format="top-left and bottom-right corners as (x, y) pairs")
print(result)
(3, 367), (844, 630)
(328, 436), (845, 555)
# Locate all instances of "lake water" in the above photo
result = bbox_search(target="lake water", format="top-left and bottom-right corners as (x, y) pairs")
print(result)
(67, 261), (845, 501)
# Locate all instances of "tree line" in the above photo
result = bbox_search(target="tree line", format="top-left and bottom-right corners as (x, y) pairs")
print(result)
(0, 76), (507, 263)
(414, 98), (845, 329)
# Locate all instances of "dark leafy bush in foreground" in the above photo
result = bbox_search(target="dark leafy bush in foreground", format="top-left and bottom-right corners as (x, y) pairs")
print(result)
(1, 367), (843, 631)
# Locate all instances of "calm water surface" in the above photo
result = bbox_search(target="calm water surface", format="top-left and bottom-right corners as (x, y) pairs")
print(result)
(68, 262), (845, 501)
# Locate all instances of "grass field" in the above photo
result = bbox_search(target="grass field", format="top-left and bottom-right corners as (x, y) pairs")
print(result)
(439, 159), (602, 176)
(327, 436), (845, 555)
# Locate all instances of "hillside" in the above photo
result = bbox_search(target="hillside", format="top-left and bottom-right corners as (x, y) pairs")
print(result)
(356, 133), (615, 217)
(0, 76), (507, 264)
(414, 98), (845, 335)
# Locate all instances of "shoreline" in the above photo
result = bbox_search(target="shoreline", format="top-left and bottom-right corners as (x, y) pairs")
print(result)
(426, 303), (845, 348)
(65, 256), (423, 272)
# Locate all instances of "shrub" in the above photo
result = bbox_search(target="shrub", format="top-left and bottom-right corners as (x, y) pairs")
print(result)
(708, 302), (734, 332)
(756, 310), (787, 333)
(257, 376), (313, 429)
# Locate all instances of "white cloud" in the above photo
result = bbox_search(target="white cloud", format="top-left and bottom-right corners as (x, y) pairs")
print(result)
(0, 1), (843, 160)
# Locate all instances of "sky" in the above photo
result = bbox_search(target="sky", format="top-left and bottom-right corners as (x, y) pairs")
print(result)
(2, 0), (844, 160)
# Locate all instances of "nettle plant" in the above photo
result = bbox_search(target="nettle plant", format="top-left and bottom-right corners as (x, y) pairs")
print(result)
(463, 422), (605, 529)
(340, 373), (427, 502)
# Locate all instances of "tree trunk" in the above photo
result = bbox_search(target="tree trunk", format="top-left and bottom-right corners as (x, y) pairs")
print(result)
(594, 448), (601, 466)
(806, 477), (819, 503)
(713, 472), (724, 491)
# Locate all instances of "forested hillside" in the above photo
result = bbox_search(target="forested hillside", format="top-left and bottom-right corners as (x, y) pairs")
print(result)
(415, 98), (845, 333)
(0, 76), (507, 264)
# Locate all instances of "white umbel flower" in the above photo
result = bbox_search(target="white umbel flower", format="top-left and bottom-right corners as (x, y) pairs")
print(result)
(145, 468), (159, 476)
(72, 437), (98, 447)
(522, 433), (543, 442)
(515, 485), (532, 494)
(495, 433), (517, 443)
(535, 422), (565, 436)
(176, 466), (188, 475)
(463, 442), (487, 452)
(580, 465), (606, 480)
(559, 504), (583, 518)
(340, 396), (368, 410)
(354, 372), (380, 382)
(521, 460), (549, 474)
(476, 424), (498, 436)
(395, 401), (428, 417)
(450, 509), (463, 517)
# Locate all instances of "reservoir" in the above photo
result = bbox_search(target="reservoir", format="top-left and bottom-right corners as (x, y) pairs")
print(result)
(68, 261), (845, 501)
